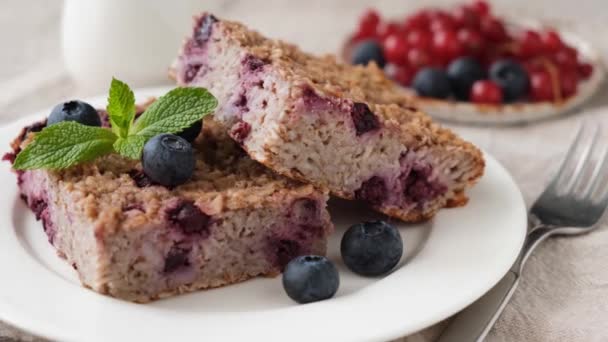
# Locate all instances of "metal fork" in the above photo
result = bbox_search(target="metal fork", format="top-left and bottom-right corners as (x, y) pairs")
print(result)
(437, 124), (608, 342)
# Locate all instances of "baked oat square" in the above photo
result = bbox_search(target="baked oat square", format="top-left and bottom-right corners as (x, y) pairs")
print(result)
(172, 14), (484, 221)
(6, 108), (332, 303)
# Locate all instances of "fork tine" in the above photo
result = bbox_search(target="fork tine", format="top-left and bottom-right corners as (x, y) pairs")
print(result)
(583, 147), (608, 199)
(568, 125), (601, 193)
(549, 123), (587, 188)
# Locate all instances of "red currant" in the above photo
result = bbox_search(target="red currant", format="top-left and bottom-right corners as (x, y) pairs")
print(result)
(452, 6), (480, 29)
(471, 0), (491, 16)
(480, 16), (508, 43)
(457, 28), (485, 55)
(523, 60), (543, 75)
(430, 16), (456, 32)
(390, 65), (417, 86)
(578, 63), (594, 80)
(355, 9), (381, 40)
(518, 30), (543, 58)
(406, 48), (433, 69)
(530, 70), (555, 102)
(470, 80), (503, 104)
(553, 46), (578, 70)
(559, 69), (579, 98)
(406, 29), (433, 50)
(542, 30), (564, 53)
(433, 30), (464, 64)
(383, 34), (409, 65)
(404, 10), (431, 31)
(377, 22), (402, 41)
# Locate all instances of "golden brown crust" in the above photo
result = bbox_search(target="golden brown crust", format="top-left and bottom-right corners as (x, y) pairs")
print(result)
(9, 115), (325, 233)
(216, 15), (484, 176)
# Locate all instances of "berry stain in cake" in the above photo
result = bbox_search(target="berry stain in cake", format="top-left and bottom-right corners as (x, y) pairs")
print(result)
(129, 170), (154, 188)
(242, 54), (268, 73)
(194, 14), (218, 44)
(164, 246), (192, 273)
(351, 102), (380, 136)
(229, 121), (251, 143)
(166, 201), (211, 237)
(355, 176), (388, 205)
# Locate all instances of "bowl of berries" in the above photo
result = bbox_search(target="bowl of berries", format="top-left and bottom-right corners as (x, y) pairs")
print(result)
(343, 1), (605, 125)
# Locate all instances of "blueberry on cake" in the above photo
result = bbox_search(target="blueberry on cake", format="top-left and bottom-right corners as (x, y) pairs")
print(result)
(172, 14), (484, 221)
(5, 103), (333, 303)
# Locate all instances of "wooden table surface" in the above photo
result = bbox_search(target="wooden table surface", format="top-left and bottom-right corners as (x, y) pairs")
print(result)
(2, 1), (608, 341)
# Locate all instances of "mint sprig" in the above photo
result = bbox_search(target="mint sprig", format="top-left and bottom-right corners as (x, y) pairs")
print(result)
(13, 122), (117, 170)
(13, 78), (217, 170)
(107, 77), (136, 138)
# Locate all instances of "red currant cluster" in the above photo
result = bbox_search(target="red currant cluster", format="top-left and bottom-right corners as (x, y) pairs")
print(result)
(349, 1), (594, 104)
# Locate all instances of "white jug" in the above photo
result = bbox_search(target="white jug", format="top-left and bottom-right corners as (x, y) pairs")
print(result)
(62, 0), (206, 91)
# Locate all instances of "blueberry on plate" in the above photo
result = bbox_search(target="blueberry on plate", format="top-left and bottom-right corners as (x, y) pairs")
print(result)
(412, 68), (452, 99)
(142, 134), (195, 187)
(341, 220), (403, 277)
(47, 100), (102, 127)
(489, 59), (530, 102)
(178, 120), (203, 143)
(351, 40), (386, 68)
(282, 255), (340, 304)
(447, 57), (486, 100)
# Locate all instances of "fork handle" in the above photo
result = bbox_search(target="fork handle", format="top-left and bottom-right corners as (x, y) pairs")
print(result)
(436, 224), (553, 342)
(436, 270), (519, 342)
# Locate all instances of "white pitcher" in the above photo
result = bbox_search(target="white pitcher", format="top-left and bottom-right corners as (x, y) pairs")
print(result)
(62, 0), (206, 91)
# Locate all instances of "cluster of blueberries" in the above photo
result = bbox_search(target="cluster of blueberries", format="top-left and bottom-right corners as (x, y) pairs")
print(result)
(48, 100), (201, 187)
(282, 220), (403, 304)
(352, 41), (529, 104)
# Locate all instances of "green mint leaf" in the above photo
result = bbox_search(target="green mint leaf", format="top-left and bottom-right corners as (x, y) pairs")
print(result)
(113, 135), (146, 160)
(107, 77), (136, 138)
(131, 87), (217, 139)
(13, 122), (117, 170)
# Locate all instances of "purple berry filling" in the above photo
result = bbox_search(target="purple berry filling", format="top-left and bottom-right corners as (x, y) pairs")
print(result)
(194, 14), (218, 45)
(229, 121), (251, 144)
(401, 165), (447, 204)
(268, 239), (302, 271)
(129, 170), (154, 188)
(351, 102), (380, 136)
(301, 87), (336, 111)
(184, 64), (203, 83)
(164, 246), (191, 273)
(234, 91), (249, 112)
(31, 198), (48, 220)
(166, 201), (211, 237)
(355, 176), (388, 205)
(242, 54), (268, 73)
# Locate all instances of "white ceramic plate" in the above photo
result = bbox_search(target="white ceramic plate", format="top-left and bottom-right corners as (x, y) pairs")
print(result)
(0, 88), (527, 342)
(343, 18), (605, 125)
(410, 19), (606, 125)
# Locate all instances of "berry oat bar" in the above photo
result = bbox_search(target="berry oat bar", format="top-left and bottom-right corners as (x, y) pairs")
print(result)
(172, 14), (484, 221)
(5, 107), (332, 303)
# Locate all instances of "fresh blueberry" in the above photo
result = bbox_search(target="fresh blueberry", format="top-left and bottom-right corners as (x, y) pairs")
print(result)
(447, 57), (486, 100)
(489, 59), (530, 102)
(341, 221), (403, 277)
(47, 100), (101, 127)
(412, 68), (452, 99)
(142, 134), (195, 187)
(351, 40), (386, 68)
(282, 255), (340, 304)
(178, 121), (203, 143)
